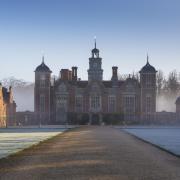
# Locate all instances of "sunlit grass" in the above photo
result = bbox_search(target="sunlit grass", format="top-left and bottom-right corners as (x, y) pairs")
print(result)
(0, 128), (66, 159)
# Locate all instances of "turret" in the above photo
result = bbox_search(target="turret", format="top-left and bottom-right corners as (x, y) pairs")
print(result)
(139, 55), (157, 120)
(34, 56), (52, 125)
(88, 38), (103, 82)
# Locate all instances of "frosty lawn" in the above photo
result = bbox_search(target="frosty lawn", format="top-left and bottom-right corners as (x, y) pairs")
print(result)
(121, 127), (180, 156)
(0, 128), (66, 159)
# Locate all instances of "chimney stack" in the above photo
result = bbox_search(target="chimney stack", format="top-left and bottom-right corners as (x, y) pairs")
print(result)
(72, 66), (78, 81)
(60, 69), (72, 81)
(111, 66), (118, 81)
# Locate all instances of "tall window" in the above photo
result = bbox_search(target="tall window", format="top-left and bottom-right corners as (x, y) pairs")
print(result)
(40, 74), (46, 88)
(57, 96), (68, 111)
(146, 96), (151, 113)
(90, 96), (101, 110)
(108, 95), (116, 112)
(40, 94), (45, 112)
(146, 74), (152, 88)
(40, 80), (46, 87)
(123, 96), (135, 114)
(75, 96), (83, 112)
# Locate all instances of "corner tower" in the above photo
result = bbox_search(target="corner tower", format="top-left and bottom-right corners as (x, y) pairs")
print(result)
(88, 39), (103, 81)
(34, 56), (52, 125)
(139, 55), (157, 120)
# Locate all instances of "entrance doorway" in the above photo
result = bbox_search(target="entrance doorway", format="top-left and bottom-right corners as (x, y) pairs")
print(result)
(91, 114), (100, 125)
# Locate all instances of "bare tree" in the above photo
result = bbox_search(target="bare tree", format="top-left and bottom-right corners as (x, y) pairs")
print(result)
(1, 76), (30, 88)
(156, 70), (165, 95)
(167, 70), (179, 95)
(118, 74), (129, 81)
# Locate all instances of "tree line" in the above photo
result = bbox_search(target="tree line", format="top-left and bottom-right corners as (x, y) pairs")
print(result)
(156, 70), (180, 98)
(118, 70), (180, 98)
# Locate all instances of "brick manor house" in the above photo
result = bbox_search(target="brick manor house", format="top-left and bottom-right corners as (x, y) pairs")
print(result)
(0, 84), (16, 127)
(34, 42), (157, 125)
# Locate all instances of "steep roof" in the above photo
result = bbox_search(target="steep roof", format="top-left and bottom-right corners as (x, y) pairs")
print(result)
(35, 57), (52, 73)
(140, 61), (156, 73)
(139, 56), (157, 73)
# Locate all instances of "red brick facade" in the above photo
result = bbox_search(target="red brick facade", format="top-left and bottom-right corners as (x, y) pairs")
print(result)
(35, 44), (157, 125)
(0, 84), (16, 127)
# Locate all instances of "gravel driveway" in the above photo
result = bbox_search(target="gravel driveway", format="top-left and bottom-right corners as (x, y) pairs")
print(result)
(0, 126), (180, 180)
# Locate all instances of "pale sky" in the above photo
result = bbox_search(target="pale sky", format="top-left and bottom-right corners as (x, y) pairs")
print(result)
(0, 0), (179, 81)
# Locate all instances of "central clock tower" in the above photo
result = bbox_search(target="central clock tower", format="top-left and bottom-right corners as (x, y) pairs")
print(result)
(88, 40), (103, 82)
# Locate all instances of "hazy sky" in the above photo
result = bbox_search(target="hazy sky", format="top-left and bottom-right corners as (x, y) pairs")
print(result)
(0, 0), (179, 81)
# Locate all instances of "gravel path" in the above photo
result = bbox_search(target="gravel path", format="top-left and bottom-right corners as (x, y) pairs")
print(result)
(0, 126), (180, 180)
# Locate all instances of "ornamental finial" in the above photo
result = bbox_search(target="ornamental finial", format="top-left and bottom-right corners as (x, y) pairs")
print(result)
(147, 53), (149, 64)
(94, 36), (96, 48)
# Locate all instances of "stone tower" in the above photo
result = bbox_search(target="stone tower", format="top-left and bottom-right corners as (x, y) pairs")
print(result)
(139, 55), (157, 120)
(34, 56), (52, 125)
(88, 39), (103, 81)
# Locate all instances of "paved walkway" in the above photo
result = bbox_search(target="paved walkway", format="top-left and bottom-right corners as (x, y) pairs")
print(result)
(0, 126), (180, 180)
